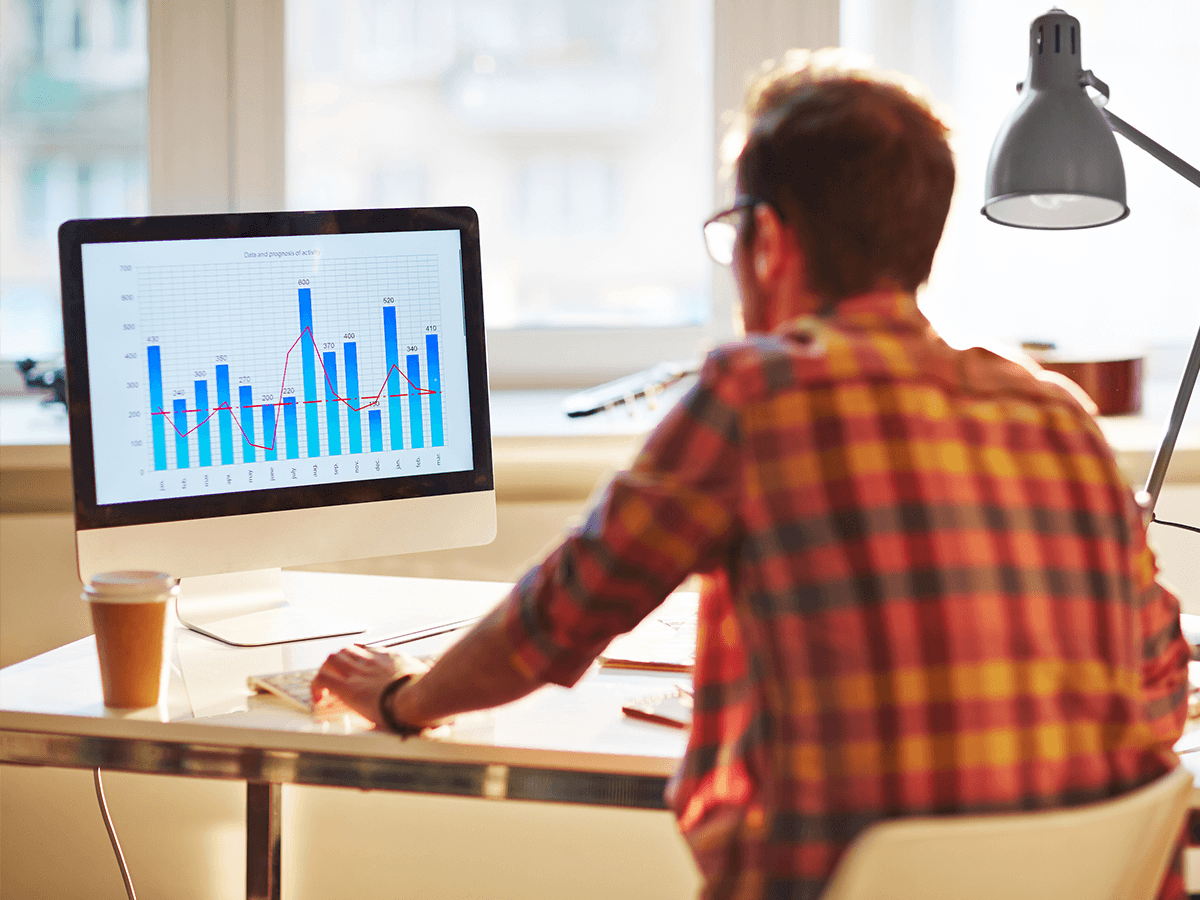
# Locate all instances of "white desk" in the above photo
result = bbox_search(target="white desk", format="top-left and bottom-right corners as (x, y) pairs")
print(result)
(7, 569), (1200, 898)
(0, 572), (690, 900)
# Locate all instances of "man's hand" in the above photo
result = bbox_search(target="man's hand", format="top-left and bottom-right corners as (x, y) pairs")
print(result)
(310, 644), (429, 729)
(306, 600), (550, 734)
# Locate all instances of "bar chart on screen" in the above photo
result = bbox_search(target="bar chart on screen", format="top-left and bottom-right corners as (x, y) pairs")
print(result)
(82, 229), (473, 506)
(142, 277), (444, 472)
(142, 260), (445, 472)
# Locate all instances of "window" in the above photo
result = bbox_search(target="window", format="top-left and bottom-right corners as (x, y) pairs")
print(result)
(286, 0), (716, 352)
(1, 1), (839, 387)
(0, 0), (149, 360)
(7, 1), (1193, 399)
(840, 0), (1199, 391)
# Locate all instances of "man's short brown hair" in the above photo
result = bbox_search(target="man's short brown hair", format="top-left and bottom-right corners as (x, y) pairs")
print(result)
(735, 50), (955, 303)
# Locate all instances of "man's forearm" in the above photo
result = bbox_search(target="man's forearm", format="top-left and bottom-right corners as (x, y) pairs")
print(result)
(388, 602), (545, 727)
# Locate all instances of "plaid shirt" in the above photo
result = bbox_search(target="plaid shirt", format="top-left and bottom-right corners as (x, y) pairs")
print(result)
(501, 291), (1188, 900)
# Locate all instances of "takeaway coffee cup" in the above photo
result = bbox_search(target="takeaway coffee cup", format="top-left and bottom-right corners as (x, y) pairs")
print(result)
(84, 571), (179, 709)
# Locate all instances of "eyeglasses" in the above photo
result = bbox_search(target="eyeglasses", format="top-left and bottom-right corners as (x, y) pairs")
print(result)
(702, 196), (761, 265)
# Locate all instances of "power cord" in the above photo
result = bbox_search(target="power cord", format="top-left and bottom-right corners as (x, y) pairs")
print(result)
(93, 768), (138, 900)
(1152, 517), (1200, 535)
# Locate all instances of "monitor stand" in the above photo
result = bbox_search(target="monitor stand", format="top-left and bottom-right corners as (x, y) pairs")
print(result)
(175, 568), (365, 647)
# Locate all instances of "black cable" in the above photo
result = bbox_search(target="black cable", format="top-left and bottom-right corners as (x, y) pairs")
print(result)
(93, 768), (137, 900)
(1151, 517), (1200, 535)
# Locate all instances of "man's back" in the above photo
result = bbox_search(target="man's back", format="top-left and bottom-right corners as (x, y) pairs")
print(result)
(658, 290), (1188, 899)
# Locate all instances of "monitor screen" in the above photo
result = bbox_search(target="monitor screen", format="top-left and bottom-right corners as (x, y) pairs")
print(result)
(59, 207), (495, 645)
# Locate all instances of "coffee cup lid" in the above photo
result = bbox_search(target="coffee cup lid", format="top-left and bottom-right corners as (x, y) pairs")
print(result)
(85, 571), (178, 601)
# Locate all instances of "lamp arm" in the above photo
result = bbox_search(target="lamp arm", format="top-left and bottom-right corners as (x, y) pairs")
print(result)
(1101, 109), (1200, 189)
(1100, 109), (1200, 518)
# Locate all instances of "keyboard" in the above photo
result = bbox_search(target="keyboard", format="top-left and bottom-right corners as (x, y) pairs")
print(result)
(248, 619), (477, 715)
(248, 668), (328, 712)
(247, 616), (478, 712)
(249, 656), (445, 713)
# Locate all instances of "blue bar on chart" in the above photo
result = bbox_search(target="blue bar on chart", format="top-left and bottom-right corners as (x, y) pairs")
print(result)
(147, 345), (167, 471)
(425, 333), (443, 447)
(323, 351), (341, 456)
(239, 385), (256, 463)
(283, 396), (299, 459)
(383, 305), (402, 450)
(407, 353), (424, 449)
(299, 288), (320, 458)
(194, 380), (212, 467)
(368, 408), (382, 452)
(173, 398), (189, 469)
(343, 342), (362, 454)
(216, 364), (233, 465)
(263, 402), (277, 462)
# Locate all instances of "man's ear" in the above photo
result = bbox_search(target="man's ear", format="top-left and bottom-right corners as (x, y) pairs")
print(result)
(750, 203), (789, 287)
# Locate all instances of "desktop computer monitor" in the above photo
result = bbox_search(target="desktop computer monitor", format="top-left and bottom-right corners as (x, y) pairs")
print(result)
(59, 207), (496, 646)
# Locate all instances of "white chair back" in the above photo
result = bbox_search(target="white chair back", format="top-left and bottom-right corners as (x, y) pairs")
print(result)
(821, 765), (1194, 900)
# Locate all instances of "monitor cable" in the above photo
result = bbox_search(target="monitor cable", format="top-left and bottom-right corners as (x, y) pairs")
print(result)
(93, 768), (138, 900)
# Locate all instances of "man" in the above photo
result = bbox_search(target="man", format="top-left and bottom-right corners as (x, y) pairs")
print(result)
(314, 50), (1189, 899)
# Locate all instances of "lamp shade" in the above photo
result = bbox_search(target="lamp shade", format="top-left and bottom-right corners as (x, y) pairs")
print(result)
(983, 8), (1129, 229)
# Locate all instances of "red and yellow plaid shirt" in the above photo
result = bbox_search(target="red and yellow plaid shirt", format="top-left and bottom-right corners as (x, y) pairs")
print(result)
(501, 291), (1188, 900)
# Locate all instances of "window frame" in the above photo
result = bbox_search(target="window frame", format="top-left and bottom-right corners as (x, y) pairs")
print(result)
(146, 0), (839, 389)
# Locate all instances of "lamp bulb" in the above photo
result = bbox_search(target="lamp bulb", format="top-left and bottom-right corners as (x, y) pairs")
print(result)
(1029, 193), (1081, 210)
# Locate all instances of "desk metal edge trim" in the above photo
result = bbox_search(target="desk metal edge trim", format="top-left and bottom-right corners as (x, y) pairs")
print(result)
(0, 728), (669, 809)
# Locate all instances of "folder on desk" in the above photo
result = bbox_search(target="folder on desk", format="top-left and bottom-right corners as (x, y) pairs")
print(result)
(599, 592), (697, 673)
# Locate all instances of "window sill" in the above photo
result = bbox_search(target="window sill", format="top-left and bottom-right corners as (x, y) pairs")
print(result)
(0, 387), (689, 511)
(2, 388), (1197, 514)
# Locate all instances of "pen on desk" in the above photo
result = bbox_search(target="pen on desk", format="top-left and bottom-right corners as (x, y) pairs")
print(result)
(358, 615), (481, 648)
(621, 684), (694, 729)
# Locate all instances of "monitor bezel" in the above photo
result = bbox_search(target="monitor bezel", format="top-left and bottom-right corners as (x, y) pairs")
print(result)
(59, 206), (493, 533)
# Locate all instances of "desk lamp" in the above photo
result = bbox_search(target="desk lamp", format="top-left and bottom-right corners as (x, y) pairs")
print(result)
(982, 7), (1199, 529)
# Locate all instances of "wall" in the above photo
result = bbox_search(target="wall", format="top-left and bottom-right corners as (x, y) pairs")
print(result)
(1149, 486), (1200, 611)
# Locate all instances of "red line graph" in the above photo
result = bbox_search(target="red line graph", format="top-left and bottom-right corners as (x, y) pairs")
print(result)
(152, 327), (437, 452)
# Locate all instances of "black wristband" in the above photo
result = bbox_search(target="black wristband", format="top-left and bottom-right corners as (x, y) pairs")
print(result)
(378, 674), (424, 737)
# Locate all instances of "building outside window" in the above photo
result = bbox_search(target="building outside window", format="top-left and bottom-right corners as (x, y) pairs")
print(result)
(285, 0), (714, 332)
(0, 0), (149, 360)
